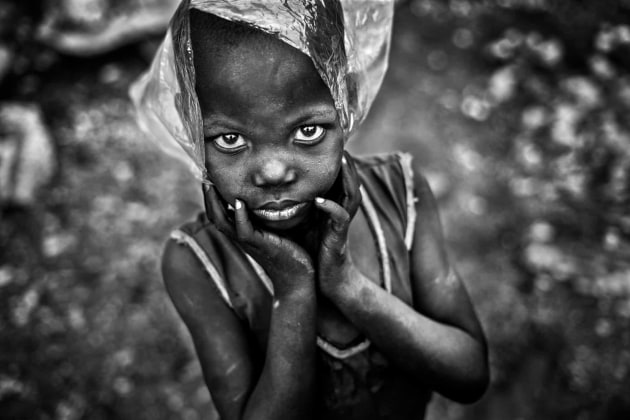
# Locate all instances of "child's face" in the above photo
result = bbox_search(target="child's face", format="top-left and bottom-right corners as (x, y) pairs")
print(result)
(195, 32), (344, 231)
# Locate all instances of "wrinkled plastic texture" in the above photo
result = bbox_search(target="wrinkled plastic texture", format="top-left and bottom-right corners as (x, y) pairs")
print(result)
(130, 0), (393, 182)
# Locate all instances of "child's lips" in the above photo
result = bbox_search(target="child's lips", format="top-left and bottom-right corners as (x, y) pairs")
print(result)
(252, 201), (309, 221)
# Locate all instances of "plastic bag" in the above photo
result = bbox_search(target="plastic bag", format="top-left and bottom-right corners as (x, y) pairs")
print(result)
(129, 0), (394, 182)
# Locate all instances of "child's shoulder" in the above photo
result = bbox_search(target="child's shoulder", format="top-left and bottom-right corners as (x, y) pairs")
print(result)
(162, 212), (273, 316)
(160, 214), (213, 289)
(352, 151), (442, 251)
(352, 150), (429, 193)
(160, 214), (225, 295)
(171, 212), (211, 238)
(162, 213), (234, 278)
(353, 150), (432, 212)
(353, 151), (412, 192)
(352, 150), (411, 170)
(357, 149), (434, 192)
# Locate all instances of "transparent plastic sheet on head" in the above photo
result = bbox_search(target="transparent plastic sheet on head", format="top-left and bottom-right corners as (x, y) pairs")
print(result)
(129, 0), (394, 183)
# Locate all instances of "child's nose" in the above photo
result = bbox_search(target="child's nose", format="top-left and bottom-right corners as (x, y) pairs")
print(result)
(252, 157), (297, 188)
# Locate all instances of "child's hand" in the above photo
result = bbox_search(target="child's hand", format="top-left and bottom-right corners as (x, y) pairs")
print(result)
(203, 184), (315, 296)
(314, 151), (362, 297)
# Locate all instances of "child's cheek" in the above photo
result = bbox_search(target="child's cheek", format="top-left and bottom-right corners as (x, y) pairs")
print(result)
(205, 164), (244, 203)
(314, 154), (343, 197)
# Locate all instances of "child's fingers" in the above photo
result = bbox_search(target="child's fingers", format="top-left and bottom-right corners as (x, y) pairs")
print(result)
(232, 200), (283, 260)
(204, 184), (235, 235)
(315, 197), (350, 234)
(315, 197), (350, 257)
(203, 184), (222, 227)
(233, 199), (255, 242)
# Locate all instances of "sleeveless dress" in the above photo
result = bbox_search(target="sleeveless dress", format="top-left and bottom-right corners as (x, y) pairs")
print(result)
(170, 152), (433, 419)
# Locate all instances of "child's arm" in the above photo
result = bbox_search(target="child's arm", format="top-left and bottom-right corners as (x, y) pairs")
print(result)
(161, 186), (318, 420)
(315, 156), (489, 404)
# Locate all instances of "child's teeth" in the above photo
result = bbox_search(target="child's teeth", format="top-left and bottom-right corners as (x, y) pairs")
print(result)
(254, 203), (305, 221)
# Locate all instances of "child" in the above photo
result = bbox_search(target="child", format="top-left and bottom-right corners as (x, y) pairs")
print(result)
(131, 1), (489, 419)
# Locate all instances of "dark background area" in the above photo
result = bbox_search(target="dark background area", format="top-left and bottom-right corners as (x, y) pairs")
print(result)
(2, 1), (630, 419)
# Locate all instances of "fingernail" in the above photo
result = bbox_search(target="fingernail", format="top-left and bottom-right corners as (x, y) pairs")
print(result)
(315, 197), (325, 204)
(235, 199), (242, 210)
(342, 156), (347, 164)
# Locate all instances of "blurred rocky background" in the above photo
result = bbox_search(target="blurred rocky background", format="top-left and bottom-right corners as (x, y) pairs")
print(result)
(2, 0), (630, 419)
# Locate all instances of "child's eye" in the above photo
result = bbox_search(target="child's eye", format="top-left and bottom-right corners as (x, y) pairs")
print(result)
(294, 125), (326, 144)
(212, 133), (247, 152)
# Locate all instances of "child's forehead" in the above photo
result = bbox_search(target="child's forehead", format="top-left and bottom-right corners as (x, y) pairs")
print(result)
(189, 10), (289, 62)
(191, 18), (334, 116)
(194, 31), (307, 76)
(192, 13), (318, 80)
(197, 70), (336, 130)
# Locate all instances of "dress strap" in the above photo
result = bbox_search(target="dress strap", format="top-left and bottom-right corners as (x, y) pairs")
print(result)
(359, 184), (392, 293)
(170, 229), (233, 309)
(396, 152), (418, 251)
(244, 253), (274, 294)
(316, 337), (371, 360)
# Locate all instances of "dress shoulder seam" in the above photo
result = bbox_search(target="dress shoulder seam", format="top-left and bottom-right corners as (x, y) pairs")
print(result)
(170, 229), (234, 309)
(395, 152), (417, 250)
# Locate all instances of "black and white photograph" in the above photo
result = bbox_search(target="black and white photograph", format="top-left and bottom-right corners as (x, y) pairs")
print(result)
(1, 1), (630, 419)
